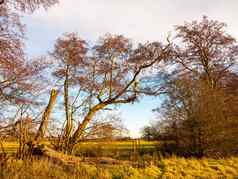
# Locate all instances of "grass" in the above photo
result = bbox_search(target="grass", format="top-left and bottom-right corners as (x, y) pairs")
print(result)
(0, 141), (19, 154)
(1, 141), (238, 178)
(0, 141), (49, 154)
(75, 140), (159, 149)
(73, 140), (159, 160)
(1, 157), (238, 178)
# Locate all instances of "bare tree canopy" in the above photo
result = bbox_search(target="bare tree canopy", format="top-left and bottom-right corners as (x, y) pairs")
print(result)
(153, 17), (238, 157)
(0, 0), (58, 106)
(0, 0), (58, 12)
(51, 33), (172, 152)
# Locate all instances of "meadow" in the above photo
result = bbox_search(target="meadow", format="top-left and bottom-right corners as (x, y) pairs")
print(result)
(1, 140), (238, 178)
(73, 140), (160, 160)
(1, 155), (238, 178)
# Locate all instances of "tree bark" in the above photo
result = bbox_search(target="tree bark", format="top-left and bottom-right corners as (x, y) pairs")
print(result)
(34, 89), (58, 144)
(69, 102), (107, 152)
(63, 66), (73, 151)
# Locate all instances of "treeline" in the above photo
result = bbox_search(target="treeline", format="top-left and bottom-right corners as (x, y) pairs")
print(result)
(142, 17), (238, 157)
(0, 0), (237, 158)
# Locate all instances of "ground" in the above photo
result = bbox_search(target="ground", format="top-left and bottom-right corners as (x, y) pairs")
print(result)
(1, 141), (238, 178)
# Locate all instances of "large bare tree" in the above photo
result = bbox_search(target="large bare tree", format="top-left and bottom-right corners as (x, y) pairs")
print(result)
(154, 17), (238, 157)
(52, 34), (171, 153)
(172, 16), (238, 87)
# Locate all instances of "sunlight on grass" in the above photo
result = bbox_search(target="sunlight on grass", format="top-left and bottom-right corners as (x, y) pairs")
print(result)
(1, 156), (238, 178)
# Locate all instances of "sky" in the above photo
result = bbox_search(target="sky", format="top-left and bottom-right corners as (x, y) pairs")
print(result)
(23, 0), (238, 137)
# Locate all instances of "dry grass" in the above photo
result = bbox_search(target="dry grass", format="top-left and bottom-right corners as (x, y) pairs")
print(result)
(1, 141), (238, 178)
(1, 156), (238, 178)
(162, 157), (238, 178)
(73, 140), (159, 160)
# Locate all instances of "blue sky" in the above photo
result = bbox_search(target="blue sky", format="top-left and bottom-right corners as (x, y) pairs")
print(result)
(23, 0), (238, 137)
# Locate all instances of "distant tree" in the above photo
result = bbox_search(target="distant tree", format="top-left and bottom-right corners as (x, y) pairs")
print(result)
(85, 113), (128, 140)
(141, 123), (160, 141)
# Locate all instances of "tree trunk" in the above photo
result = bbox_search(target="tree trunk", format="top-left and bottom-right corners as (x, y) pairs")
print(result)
(63, 66), (73, 151)
(34, 89), (58, 144)
(69, 102), (107, 152)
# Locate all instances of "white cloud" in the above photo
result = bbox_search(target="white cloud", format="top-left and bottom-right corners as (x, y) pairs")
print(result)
(25, 0), (238, 44)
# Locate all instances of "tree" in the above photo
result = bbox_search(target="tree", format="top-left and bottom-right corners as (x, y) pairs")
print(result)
(173, 16), (238, 88)
(154, 17), (238, 157)
(141, 122), (161, 140)
(52, 33), (87, 151)
(85, 112), (128, 140)
(0, 0), (58, 107)
(34, 89), (58, 144)
(0, 0), (58, 158)
(51, 33), (171, 152)
(0, 0), (58, 12)
(68, 34), (171, 152)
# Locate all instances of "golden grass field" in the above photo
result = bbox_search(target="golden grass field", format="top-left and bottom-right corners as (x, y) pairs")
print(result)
(1, 156), (238, 178)
(1, 141), (238, 178)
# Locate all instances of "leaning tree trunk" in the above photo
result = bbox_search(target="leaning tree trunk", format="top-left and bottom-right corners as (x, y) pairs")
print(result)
(68, 102), (107, 153)
(34, 89), (58, 144)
